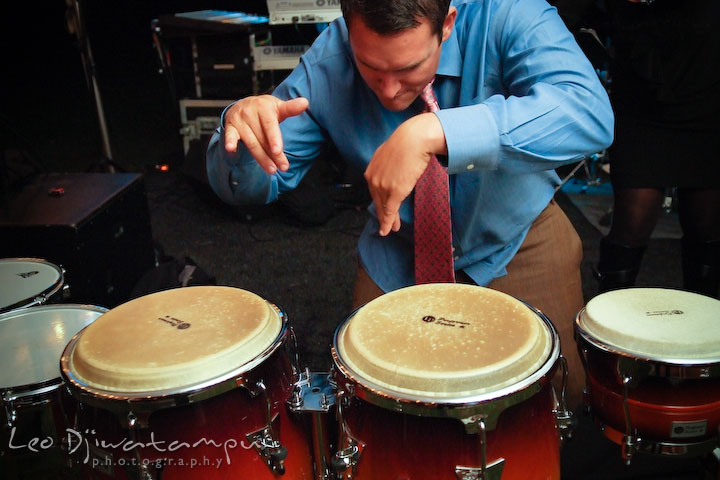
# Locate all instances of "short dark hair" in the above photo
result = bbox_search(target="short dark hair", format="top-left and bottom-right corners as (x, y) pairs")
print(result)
(340, 0), (452, 39)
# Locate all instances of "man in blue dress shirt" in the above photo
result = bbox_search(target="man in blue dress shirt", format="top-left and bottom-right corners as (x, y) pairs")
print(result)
(206, 0), (614, 409)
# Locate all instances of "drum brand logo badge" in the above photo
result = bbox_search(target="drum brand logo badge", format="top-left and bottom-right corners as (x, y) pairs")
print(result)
(421, 316), (469, 328)
(157, 315), (191, 329)
(645, 310), (684, 316)
(16, 270), (39, 279)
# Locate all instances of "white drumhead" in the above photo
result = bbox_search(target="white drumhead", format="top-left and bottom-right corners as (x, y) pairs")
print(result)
(0, 305), (106, 390)
(0, 258), (62, 311)
(66, 286), (283, 393)
(579, 288), (720, 361)
(336, 284), (552, 398)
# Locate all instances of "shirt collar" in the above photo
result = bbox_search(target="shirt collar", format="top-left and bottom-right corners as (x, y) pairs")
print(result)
(436, 24), (462, 78)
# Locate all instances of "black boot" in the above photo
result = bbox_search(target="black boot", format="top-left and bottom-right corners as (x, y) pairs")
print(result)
(594, 238), (647, 294)
(682, 238), (720, 299)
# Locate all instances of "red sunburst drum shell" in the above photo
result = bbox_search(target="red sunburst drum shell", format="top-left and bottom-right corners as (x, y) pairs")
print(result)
(332, 284), (563, 480)
(60, 287), (314, 479)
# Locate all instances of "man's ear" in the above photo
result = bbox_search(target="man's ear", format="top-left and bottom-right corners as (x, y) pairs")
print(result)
(441, 6), (457, 43)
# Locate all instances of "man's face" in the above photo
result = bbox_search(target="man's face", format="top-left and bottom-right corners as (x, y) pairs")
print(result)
(348, 9), (456, 112)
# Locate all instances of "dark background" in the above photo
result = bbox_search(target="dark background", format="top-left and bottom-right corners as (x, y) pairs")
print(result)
(2, 0), (602, 176)
(2, 0), (303, 175)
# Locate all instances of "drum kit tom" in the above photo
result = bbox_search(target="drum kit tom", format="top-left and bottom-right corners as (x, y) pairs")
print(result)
(1, 255), (719, 479)
(1, 258), (107, 479)
(0, 258), (70, 314)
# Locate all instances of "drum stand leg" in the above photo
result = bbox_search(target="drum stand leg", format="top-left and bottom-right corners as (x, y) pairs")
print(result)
(311, 411), (333, 480)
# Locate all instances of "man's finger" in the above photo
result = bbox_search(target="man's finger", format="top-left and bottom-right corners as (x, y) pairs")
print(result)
(378, 196), (402, 236)
(392, 214), (401, 232)
(368, 189), (387, 231)
(224, 125), (240, 153)
(237, 123), (280, 175)
(278, 97), (309, 122)
(258, 109), (288, 171)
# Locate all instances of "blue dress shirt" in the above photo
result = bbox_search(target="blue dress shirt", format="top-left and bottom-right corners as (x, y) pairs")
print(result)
(206, 0), (614, 293)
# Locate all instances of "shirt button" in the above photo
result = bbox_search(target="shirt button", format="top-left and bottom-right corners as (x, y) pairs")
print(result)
(454, 255), (460, 260)
(466, 164), (475, 170)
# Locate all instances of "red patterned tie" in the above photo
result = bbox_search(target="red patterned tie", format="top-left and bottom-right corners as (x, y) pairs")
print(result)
(414, 80), (455, 284)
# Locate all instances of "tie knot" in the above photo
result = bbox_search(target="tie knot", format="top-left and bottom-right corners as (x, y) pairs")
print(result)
(421, 80), (440, 112)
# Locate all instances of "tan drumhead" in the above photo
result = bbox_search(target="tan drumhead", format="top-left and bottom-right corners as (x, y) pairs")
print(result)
(67, 286), (282, 392)
(579, 288), (720, 361)
(336, 284), (552, 398)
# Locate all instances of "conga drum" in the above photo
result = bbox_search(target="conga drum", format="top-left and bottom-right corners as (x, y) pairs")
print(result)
(0, 304), (107, 479)
(331, 284), (568, 480)
(0, 258), (68, 313)
(60, 286), (314, 479)
(575, 287), (720, 461)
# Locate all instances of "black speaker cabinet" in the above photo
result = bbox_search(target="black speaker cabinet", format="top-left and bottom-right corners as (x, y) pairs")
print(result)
(0, 173), (155, 308)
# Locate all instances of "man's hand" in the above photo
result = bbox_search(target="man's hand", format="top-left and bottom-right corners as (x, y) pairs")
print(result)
(224, 95), (309, 175)
(364, 112), (448, 236)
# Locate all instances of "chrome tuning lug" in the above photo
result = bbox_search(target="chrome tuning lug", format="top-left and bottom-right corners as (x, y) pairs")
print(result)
(241, 379), (289, 475)
(554, 355), (576, 442)
(331, 389), (364, 479)
(246, 421), (289, 475)
(455, 416), (505, 480)
(622, 433), (640, 465)
(128, 459), (165, 480)
(126, 411), (151, 430)
(330, 440), (362, 477)
(455, 459), (505, 480)
(33, 294), (49, 307)
(620, 375), (638, 465)
(3, 396), (17, 429)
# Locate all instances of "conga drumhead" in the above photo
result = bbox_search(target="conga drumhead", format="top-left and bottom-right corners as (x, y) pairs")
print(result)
(0, 258), (63, 311)
(578, 288), (720, 362)
(336, 284), (552, 399)
(65, 286), (283, 393)
(0, 305), (106, 390)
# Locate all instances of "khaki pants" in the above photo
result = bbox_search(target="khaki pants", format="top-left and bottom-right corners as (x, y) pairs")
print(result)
(352, 199), (586, 409)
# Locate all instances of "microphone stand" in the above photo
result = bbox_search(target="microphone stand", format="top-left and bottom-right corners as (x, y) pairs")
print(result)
(66, 0), (120, 172)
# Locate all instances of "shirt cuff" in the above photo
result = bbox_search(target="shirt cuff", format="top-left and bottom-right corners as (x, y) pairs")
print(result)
(434, 104), (500, 175)
(206, 106), (278, 205)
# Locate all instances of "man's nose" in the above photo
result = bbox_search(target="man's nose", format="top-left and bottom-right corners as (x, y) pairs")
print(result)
(377, 74), (402, 99)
